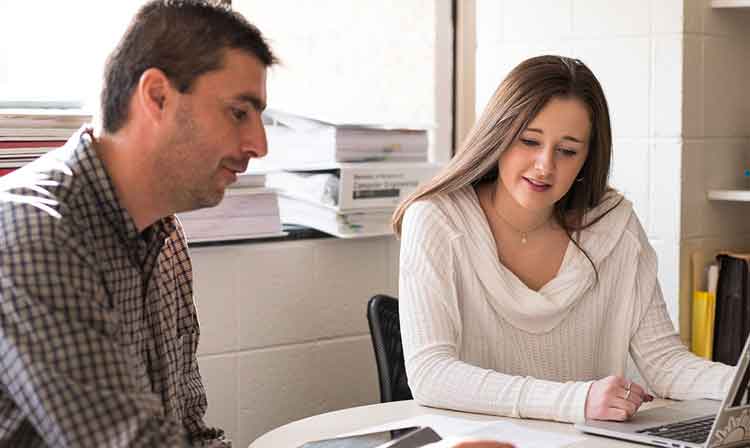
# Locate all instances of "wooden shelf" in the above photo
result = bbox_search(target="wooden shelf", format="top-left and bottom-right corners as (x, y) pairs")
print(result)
(711, 0), (750, 7)
(707, 189), (750, 202)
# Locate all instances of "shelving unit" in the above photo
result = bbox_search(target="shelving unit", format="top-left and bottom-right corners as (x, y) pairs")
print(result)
(707, 190), (750, 202)
(711, 0), (750, 7)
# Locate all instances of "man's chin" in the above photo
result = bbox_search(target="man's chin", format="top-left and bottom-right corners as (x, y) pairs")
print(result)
(202, 191), (225, 208)
(187, 190), (225, 212)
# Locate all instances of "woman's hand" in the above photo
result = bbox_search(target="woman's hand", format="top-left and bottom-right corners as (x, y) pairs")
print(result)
(585, 375), (653, 421)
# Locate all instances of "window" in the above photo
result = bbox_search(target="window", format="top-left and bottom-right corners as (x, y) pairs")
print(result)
(0, 1), (452, 160)
(0, 1), (147, 109)
(232, 0), (453, 161)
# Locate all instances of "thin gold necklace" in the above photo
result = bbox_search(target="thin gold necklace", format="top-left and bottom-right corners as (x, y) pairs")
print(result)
(489, 187), (549, 244)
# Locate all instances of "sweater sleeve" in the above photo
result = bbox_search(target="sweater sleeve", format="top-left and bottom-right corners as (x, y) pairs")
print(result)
(627, 218), (734, 400)
(399, 200), (593, 423)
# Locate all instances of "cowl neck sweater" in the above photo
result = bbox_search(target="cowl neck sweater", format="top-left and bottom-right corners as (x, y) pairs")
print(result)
(445, 187), (632, 334)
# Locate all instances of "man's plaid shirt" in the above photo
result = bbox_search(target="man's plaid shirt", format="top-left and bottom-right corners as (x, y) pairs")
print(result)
(0, 129), (229, 447)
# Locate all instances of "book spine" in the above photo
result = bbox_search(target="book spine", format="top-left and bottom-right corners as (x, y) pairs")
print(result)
(0, 140), (66, 149)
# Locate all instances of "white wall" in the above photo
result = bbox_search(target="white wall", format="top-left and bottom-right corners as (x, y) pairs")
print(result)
(475, 0), (688, 328)
(232, 0), (455, 162)
(193, 2), (750, 447)
(475, 0), (750, 345)
(193, 238), (399, 448)
(190, 2), (453, 446)
(678, 0), (750, 339)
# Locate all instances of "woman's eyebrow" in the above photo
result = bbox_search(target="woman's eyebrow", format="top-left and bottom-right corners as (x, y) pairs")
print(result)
(525, 127), (583, 143)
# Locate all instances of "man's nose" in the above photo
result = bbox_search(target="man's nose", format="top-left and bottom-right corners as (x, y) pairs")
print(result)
(242, 117), (268, 158)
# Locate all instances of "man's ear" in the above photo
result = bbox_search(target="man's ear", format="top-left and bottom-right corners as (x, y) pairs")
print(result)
(135, 68), (174, 125)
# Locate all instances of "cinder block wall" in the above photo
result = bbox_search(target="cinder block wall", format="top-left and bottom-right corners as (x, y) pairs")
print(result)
(678, 1), (750, 340)
(476, 0), (689, 328)
(193, 2), (750, 448)
(476, 0), (750, 338)
(193, 238), (399, 447)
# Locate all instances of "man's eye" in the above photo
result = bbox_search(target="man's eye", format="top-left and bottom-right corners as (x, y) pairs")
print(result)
(231, 108), (248, 121)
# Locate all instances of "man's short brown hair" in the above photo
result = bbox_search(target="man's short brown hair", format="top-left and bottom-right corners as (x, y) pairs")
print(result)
(101, 0), (277, 133)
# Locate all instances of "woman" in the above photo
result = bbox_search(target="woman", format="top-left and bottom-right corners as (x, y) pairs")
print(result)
(393, 55), (733, 423)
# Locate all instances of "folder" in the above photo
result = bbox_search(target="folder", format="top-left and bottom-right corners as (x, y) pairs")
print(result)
(691, 291), (716, 360)
(267, 162), (440, 212)
(691, 251), (717, 360)
(712, 253), (750, 365)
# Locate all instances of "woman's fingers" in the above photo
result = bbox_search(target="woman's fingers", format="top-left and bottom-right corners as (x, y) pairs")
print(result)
(587, 376), (652, 421)
(621, 385), (644, 407)
(612, 397), (638, 417)
(603, 407), (629, 421)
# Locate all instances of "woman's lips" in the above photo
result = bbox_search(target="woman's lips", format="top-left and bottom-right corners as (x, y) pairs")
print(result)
(523, 176), (551, 192)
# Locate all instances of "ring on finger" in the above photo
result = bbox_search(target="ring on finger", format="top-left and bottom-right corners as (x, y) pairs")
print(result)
(624, 389), (632, 400)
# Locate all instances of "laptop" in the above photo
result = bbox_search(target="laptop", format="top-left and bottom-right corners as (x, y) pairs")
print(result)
(575, 334), (750, 448)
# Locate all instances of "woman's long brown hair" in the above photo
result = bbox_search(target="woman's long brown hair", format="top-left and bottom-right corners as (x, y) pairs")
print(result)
(392, 55), (621, 278)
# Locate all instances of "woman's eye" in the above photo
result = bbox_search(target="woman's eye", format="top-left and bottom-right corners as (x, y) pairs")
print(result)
(558, 148), (577, 157)
(521, 139), (538, 146)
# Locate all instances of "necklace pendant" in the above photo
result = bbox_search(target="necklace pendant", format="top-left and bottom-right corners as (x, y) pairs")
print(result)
(521, 233), (528, 244)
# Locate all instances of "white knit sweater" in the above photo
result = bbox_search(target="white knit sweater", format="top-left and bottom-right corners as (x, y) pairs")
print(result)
(398, 186), (733, 423)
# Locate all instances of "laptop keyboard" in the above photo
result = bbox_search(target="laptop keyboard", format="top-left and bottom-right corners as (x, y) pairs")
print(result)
(636, 415), (715, 444)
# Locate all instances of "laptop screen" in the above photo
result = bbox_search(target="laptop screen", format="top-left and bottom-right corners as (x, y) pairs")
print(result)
(707, 335), (750, 446)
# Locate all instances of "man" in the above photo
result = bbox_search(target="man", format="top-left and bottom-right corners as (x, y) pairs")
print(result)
(0, 1), (270, 446)
(0, 1), (513, 447)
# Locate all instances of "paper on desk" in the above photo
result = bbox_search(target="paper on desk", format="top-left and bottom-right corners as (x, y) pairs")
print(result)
(338, 414), (495, 438)
(463, 421), (585, 448)
(340, 415), (585, 448)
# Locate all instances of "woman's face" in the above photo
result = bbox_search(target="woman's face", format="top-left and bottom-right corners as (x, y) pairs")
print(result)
(498, 96), (591, 213)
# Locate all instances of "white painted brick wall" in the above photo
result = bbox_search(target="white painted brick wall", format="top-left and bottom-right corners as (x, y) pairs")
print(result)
(193, 238), (399, 448)
(476, 0), (750, 342)
(231, 0), (437, 127)
(189, 2), (750, 447)
(678, 1), (750, 339)
(192, 2), (445, 445)
(475, 0), (686, 328)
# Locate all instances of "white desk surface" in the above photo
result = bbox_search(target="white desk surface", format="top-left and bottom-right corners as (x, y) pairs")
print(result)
(249, 399), (667, 448)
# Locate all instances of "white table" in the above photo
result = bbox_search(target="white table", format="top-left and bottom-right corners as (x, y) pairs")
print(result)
(249, 399), (666, 448)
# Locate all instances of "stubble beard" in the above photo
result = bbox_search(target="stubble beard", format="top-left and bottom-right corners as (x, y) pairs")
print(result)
(164, 103), (226, 213)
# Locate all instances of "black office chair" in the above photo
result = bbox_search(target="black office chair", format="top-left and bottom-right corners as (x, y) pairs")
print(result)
(367, 294), (413, 403)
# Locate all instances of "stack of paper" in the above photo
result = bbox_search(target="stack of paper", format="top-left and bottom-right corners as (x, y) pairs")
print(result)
(178, 178), (284, 243)
(341, 414), (586, 448)
(267, 162), (440, 238)
(0, 140), (67, 176)
(234, 171), (267, 189)
(260, 109), (429, 167)
(277, 197), (394, 239)
(0, 109), (91, 176)
(0, 109), (91, 140)
(253, 110), (437, 238)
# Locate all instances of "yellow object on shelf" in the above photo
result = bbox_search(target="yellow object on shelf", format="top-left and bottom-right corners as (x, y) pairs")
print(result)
(691, 291), (716, 360)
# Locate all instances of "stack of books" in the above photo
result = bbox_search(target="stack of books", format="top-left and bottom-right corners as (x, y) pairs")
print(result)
(0, 109), (91, 176)
(259, 110), (438, 238)
(261, 109), (429, 166)
(0, 140), (67, 176)
(178, 172), (285, 243)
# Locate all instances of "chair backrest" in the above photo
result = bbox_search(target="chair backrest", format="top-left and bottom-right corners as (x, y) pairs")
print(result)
(366, 294), (413, 403)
